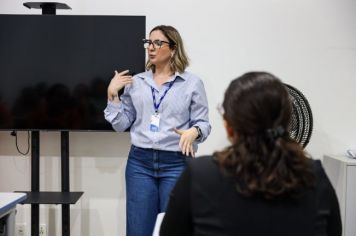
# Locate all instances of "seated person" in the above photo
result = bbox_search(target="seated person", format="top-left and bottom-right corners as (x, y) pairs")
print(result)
(160, 71), (342, 236)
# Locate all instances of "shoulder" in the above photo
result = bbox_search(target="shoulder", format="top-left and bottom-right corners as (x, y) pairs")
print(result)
(308, 159), (328, 184)
(310, 159), (327, 180)
(178, 71), (203, 84)
(187, 155), (221, 181)
(124, 71), (150, 90)
(187, 155), (231, 202)
(309, 159), (336, 196)
(135, 70), (151, 78)
(188, 155), (215, 167)
(134, 71), (152, 83)
(310, 159), (341, 226)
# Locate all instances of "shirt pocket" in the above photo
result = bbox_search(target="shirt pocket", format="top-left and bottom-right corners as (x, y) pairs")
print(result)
(169, 93), (191, 121)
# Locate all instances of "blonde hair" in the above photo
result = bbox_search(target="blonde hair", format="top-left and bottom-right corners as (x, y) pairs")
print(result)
(145, 25), (189, 74)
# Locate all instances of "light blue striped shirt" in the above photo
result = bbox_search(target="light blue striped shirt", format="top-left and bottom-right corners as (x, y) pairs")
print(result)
(104, 70), (211, 152)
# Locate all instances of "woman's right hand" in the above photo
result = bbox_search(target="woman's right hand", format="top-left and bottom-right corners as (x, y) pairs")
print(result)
(107, 70), (133, 101)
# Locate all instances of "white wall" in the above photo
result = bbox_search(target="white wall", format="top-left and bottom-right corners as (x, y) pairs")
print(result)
(1, 0), (356, 235)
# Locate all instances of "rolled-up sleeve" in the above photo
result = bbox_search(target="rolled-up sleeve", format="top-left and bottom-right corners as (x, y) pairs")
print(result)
(190, 79), (211, 143)
(104, 86), (136, 132)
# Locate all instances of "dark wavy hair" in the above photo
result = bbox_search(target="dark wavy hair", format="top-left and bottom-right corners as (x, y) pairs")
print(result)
(214, 72), (315, 199)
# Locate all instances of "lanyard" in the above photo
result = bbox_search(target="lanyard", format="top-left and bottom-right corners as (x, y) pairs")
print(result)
(151, 80), (175, 113)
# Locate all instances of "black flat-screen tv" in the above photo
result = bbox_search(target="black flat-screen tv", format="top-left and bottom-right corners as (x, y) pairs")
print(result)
(0, 14), (145, 131)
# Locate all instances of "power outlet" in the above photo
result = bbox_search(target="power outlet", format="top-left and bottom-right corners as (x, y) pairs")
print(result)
(16, 223), (26, 236)
(39, 224), (47, 236)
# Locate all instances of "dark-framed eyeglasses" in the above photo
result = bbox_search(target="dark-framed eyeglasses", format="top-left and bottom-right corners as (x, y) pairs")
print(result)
(142, 39), (172, 49)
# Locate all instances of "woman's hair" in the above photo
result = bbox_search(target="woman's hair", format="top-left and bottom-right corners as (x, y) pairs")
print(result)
(214, 72), (315, 199)
(145, 25), (189, 73)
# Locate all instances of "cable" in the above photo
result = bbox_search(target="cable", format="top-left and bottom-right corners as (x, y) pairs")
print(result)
(11, 131), (30, 155)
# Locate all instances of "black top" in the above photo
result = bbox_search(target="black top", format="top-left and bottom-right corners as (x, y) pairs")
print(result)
(160, 156), (342, 236)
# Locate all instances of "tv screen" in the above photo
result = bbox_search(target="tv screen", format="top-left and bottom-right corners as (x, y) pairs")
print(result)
(0, 14), (145, 131)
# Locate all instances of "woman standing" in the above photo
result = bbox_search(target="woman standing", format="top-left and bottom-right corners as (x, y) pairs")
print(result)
(104, 25), (211, 236)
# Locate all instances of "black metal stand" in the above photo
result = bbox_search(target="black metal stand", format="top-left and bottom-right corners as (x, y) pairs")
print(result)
(19, 131), (83, 236)
(31, 131), (40, 236)
(17, 3), (82, 236)
(61, 131), (70, 236)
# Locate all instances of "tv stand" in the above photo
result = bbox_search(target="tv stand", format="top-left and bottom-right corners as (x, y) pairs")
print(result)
(17, 4), (81, 236)
(23, 2), (71, 15)
(18, 131), (83, 236)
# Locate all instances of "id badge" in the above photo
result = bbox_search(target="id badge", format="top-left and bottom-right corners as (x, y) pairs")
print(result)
(150, 113), (160, 132)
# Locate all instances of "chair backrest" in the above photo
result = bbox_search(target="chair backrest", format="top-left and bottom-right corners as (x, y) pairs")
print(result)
(152, 212), (165, 236)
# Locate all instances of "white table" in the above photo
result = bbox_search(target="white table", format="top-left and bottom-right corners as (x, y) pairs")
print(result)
(0, 193), (27, 236)
(323, 155), (356, 236)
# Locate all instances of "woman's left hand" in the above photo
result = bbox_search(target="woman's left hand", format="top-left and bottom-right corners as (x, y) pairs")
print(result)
(174, 127), (199, 157)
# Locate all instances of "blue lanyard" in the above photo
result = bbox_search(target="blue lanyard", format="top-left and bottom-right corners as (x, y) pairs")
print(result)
(151, 80), (175, 113)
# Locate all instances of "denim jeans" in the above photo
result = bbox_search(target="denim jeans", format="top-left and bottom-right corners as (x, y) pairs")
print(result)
(125, 145), (187, 236)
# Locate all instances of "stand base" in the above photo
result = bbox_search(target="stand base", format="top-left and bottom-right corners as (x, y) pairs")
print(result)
(16, 191), (83, 204)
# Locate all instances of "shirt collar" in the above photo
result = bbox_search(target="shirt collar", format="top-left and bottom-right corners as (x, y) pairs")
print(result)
(173, 71), (187, 81)
(137, 70), (187, 82)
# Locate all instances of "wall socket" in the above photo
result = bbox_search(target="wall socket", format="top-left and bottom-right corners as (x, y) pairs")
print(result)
(16, 223), (47, 236)
(39, 224), (47, 236)
(16, 223), (26, 236)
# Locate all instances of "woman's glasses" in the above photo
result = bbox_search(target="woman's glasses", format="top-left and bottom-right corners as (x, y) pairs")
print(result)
(142, 39), (172, 49)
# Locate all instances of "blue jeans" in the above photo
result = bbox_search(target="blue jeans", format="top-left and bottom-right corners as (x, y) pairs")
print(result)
(125, 145), (187, 236)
